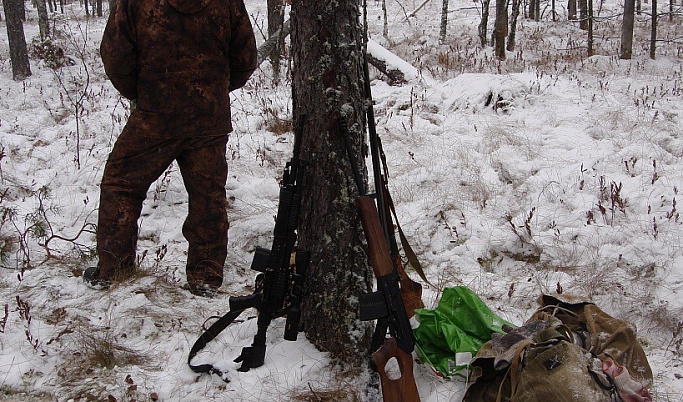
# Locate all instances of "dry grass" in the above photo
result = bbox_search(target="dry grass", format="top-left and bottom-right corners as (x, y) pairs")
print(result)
(291, 387), (363, 402)
(54, 327), (154, 400)
(76, 330), (144, 370)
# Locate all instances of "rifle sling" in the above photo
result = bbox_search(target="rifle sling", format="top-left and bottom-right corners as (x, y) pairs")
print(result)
(188, 308), (247, 382)
(383, 184), (434, 288)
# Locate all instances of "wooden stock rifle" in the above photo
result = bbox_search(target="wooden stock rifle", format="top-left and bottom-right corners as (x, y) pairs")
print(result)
(340, 113), (422, 401)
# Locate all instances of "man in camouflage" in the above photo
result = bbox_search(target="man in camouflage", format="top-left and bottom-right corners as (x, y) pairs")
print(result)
(84, 0), (258, 297)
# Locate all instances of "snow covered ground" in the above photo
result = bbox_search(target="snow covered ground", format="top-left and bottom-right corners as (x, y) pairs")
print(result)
(1, 0), (682, 400)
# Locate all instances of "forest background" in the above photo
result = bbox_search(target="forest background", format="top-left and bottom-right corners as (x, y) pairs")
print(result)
(1, 0), (683, 400)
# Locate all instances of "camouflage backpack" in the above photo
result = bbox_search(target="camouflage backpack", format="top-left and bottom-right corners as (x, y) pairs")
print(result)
(463, 295), (653, 402)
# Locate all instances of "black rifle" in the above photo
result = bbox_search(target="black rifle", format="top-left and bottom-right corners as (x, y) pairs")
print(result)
(188, 118), (310, 380)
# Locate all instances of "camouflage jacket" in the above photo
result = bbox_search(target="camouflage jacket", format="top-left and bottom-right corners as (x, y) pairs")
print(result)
(100, 0), (257, 136)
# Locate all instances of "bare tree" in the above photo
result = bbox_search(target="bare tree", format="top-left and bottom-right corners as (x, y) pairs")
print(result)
(479, 0), (491, 47)
(3, 0), (32, 80)
(588, 0), (595, 55)
(507, 0), (521, 51)
(669, 0), (674, 21)
(267, 0), (285, 83)
(569, 0), (577, 19)
(291, 0), (374, 367)
(552, 0), (557, 21)
(439, 0), (449, 43)
(621, 0), (636, 59)
(651, 0), (658, 59)
(36, 0), (50, 40)
(382, 0), (388, 37)
(493, 0), (507, 59)
(529, 0), (540, 20)
(579, 0), (588, 29)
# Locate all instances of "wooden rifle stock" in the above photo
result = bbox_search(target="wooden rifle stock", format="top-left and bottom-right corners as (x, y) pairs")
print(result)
(372, 338), (420, 402)
(357, 196), (420, 402)
(357, 196), (394, 278)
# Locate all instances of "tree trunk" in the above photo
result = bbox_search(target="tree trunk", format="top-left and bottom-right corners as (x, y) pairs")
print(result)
(97, 0), (102, 17)
(267, 0), (285, 83)
(291, 0), (374, 367)
(536, 0), (541, 19)
(36, 0), (50, 40)
(568, 0), (577, 20)
(620, 0), (636, 59)
(588, 0), (594, 55)
(579, 0), (588, 29)
(3, 0), (32, 80)
(650, 0), (657, 59)
(670, 0), (674, 21)
(494, 0), (507, 59)
(382, 0), (388, 37)
(439, 0), (449, 44)
(529, 0), (537, 20)
(507, 0), (520, 51)
(529, 0), (540, 20)
(479, 0), (491, 47)
(552, 0), (557, 21)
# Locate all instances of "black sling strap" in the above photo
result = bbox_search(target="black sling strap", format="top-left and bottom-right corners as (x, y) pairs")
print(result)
(187, 308), (249, 382)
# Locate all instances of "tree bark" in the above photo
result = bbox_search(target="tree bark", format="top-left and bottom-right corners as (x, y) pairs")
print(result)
(267, 0), (285, 83)
(529, 0), (536, 20)
(479, 0), (491, 47)
(529, 0), (540, 20)
(507, 0), (520, 51)
(552, 0), (557, 21)
(439, 0), (449, 43)
(588, 0), (595, 56)
(650, 0), (657, 59)
(3, 0), (32, 80)
(493, 0), (507, 59)
(620, 0), (636, 59)
(568, 0), (577, 19)
(36, 0), (50, 40)
(382, 0), (388, 38)
(579, 0), (588, 29)
(291, 0), (374, 367)
(669, 0), (675, 21)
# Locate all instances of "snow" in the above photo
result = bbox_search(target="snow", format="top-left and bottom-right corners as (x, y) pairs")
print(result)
(1, 1), (683, 401)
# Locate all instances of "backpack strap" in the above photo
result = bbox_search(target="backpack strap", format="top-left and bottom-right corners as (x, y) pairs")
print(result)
(188, 308), (247, 382)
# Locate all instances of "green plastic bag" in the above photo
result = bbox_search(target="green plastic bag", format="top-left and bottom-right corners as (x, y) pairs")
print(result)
(413, 286), (515, 379)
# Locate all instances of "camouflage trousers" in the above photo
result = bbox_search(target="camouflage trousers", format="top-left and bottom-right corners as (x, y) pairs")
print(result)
(97, 122), (229, 290)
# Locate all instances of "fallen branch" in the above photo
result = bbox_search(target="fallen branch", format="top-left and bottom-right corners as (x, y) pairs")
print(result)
(406, 0), (433, 20)
(257, 19), (291, 66)
(258, 20), (421, 84)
